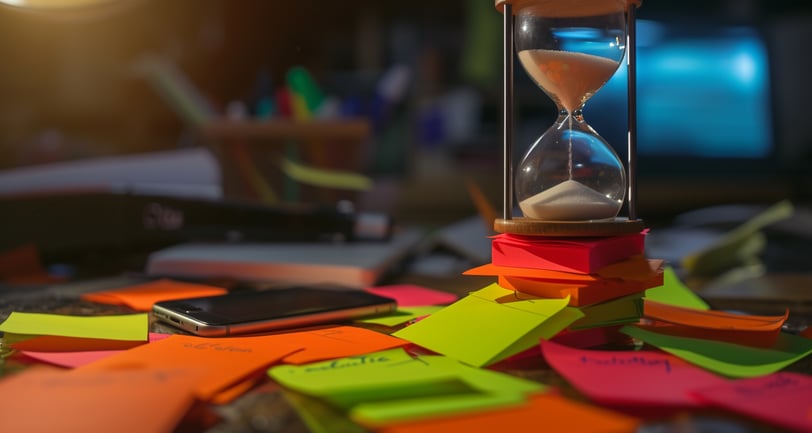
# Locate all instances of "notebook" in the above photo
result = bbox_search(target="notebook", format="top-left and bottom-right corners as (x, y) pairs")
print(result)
(144, 228), (425, 289)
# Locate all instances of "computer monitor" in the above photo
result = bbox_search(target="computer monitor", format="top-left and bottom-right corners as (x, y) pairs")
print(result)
(579, 16), (797, 217)
(588, 19), (776, 176)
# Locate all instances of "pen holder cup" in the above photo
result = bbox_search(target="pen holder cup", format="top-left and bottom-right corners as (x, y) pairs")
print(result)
(200, 118), (372, 206)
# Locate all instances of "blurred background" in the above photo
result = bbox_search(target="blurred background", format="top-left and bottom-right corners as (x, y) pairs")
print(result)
(0, 0), (810, 225)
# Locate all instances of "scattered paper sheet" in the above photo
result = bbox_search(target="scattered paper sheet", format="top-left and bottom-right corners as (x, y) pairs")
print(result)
(0, 366), (203, 433)
(0, 312), (148, 350)
(681, 200), (794, 277)
(376, 392), (640, 433)
(621, 325), (812, 378)
(644, 266), (710, 310)
(540, 340), (726, 410)
(80, 278), (228, 311)
(365, 284), (458, 307)
(393, 283), (583, 367)
(690, 372), (812, 433)
(641, 300), (788, 347)
(268, 348), (545, 426)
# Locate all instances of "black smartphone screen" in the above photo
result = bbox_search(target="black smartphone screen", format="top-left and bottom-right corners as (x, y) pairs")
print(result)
(152, 286), (398, 336)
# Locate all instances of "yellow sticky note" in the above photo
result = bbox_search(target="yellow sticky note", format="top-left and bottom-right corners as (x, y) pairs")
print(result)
(393, 283), (583, 367)
(0, 312), (148, 341)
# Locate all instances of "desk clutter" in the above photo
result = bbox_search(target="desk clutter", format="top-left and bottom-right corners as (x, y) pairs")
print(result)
(1, 238), (812, 432)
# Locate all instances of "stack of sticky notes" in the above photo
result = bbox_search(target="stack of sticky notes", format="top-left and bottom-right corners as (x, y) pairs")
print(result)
(391, 231), (665, 368)
(464, 231), (664, 333)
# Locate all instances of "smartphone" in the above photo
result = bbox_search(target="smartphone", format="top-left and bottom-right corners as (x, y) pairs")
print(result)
(152, 286), (397, 337)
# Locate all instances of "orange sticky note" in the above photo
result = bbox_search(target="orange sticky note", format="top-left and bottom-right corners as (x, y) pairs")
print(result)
(279, 325), (411, 365)
(642, 300), (789, 348)
(465, 258), (664, 306)
(76, 333), (302, 402)
(0, 366), (202, 433)
(75, 326), (406, 402)
(377, 392), (639, 433)
(81, 278), (228, 311)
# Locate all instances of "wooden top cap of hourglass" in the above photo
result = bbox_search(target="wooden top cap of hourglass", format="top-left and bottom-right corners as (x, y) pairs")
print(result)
(495, 0), (641, 15)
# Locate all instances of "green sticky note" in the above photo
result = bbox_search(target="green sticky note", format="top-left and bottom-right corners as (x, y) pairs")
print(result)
(621, 325), (812, 378)
(569, 294), (643, 330)
(645, 266), (710, 310)
(356, 306), (443, 327)
(268, 348), (544, 426)
(393, 283), (583, 367)
(0, 312), (148, 341)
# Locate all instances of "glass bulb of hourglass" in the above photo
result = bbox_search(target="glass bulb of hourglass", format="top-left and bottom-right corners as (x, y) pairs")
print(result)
(513, 4), (627, 221)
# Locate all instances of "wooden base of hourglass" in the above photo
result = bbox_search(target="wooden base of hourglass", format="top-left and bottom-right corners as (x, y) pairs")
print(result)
(494, 217), (645, 237)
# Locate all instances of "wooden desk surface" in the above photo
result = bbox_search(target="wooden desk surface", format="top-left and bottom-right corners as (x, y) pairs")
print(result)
(1, 271), (811, 433)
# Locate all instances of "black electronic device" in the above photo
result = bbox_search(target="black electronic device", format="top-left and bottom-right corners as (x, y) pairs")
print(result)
(152, 286), (397, 337)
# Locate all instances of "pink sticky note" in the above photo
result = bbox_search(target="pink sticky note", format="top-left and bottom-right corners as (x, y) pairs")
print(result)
(540, 340), (727, 411)
(19, 333), (171, 368)
(691, 372), (812, 433)
(365, 284), (458, 307)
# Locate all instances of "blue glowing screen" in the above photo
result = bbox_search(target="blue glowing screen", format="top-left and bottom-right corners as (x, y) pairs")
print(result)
(587, 20), (773, 159)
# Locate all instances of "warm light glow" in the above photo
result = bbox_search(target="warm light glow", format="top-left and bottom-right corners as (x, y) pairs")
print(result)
(0, 0), (119, 8)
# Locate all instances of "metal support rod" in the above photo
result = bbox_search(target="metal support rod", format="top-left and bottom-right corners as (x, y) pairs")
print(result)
(626, 5), (638, 221)
(502, 3), (514, 220)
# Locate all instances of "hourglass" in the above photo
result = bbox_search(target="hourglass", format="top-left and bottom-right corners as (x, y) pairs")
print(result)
(494, 0), (644, 236)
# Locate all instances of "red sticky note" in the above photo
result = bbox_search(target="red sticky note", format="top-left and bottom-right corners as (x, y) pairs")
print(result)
(540, 340), (726, 411)
(691, 372), (812, 433)
(81, 278), (228, 311)
(491, 231), (645, 274)
(365, 284), (458, 307)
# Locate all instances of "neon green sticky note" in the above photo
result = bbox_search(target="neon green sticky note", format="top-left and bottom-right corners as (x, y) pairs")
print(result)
(393, 283), (583, 367)
(356, 306), (443, 327)
(620, 325), (812, 378)
(0, 312), (148, 341)
(644, 266), (710, 310)
(268, 348), (544, 426)
(569, 294), (643, 330)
